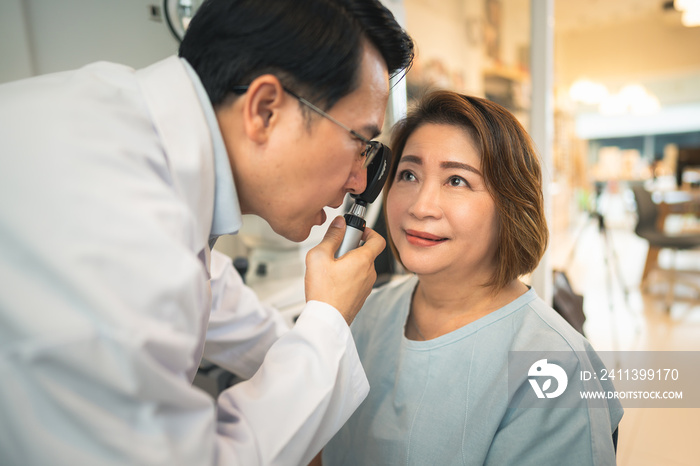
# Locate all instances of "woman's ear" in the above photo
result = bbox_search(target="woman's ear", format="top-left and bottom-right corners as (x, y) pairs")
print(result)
(242, 74), (286, 143)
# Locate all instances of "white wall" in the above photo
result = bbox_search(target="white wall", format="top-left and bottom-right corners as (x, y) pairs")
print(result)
(0, 0), (35, 82)
(0, 0), (179, 84)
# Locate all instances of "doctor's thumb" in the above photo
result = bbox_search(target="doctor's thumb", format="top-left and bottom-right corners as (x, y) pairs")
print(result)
(319, 216), (347, 251)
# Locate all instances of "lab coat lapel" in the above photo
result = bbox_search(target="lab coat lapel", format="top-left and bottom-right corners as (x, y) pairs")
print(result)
(135, 56), (215, 255)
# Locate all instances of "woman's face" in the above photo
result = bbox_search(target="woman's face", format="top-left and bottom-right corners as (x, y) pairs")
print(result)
(386, 123), (500, 280)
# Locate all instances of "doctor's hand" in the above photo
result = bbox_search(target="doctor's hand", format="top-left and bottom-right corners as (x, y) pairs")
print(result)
(305, 216), (385, 325)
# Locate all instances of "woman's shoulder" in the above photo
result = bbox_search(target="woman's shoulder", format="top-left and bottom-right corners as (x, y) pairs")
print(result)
(508, 289), (593, 353)
(350, 274), (416, 334)
(365, 273), (417, 309)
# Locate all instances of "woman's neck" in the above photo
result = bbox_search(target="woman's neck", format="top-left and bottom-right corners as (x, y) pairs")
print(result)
(406, 273), (528, 341)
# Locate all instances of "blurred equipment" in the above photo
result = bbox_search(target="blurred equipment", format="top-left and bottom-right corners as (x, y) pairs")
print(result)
(559, 183), (637, 351)
(164, 0), (203, 41)
(552, 270), (586, 336)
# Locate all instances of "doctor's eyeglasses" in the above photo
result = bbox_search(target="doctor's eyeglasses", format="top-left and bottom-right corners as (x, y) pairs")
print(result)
(231, 85), (382, 169)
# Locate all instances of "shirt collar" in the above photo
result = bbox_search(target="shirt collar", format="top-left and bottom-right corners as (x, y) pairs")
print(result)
(180, 57), (242, 239)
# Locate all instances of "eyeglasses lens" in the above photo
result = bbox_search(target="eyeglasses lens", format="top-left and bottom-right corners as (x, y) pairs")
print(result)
(362, 142), (381, 169)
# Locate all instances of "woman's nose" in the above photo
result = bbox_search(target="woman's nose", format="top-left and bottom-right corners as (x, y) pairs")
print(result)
(408, 183), (442, 219)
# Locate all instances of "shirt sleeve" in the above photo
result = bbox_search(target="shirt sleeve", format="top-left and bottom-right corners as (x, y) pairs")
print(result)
(204, 249), (290, 379)
(486, 400), (618, 466)
(485, 361), (619, 466)
(213, 301), (370, 466)
(486, 306), (620, 466)
(204, 251), (371, 465)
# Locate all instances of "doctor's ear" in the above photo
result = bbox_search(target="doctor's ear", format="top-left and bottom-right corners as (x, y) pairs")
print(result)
(242, 75), (286, 143)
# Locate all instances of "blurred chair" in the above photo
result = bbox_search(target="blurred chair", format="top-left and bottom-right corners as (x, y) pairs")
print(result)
(631, 185), (700, 310)
(675, 147), (700, 188)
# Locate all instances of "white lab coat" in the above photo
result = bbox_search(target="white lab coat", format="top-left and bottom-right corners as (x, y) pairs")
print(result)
(0, 57), (368, 465)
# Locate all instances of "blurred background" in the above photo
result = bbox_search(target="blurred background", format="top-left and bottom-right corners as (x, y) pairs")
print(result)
(2, 1), (699, 464)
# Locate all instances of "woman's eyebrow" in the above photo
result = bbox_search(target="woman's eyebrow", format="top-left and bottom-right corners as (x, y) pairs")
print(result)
(399, 155), (482, 176)
(440, 161), (482, 176)
(399, 155), (422, 165)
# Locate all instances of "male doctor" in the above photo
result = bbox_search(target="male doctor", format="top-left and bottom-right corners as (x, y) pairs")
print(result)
(0, 0), (413, 464)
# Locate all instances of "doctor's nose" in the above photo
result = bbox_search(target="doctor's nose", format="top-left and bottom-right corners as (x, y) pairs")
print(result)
(344, 159), (368, 195)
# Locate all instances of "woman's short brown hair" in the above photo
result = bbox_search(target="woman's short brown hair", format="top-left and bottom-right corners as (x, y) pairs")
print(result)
(384, 90), (548, 290)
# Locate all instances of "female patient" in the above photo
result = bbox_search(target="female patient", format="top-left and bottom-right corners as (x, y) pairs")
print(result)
(320, 90), (622, 465)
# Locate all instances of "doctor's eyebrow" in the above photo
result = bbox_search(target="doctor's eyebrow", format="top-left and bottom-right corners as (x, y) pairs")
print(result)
(399, 155), (483, 177)
(362, 124), (381, 140)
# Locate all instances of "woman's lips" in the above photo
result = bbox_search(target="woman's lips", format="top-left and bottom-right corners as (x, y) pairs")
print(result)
(404, 229), (447, 247)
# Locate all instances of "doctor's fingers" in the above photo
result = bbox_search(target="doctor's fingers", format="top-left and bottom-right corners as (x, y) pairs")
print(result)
(311, 216), (347, 257)
(357, 227), (386, 260)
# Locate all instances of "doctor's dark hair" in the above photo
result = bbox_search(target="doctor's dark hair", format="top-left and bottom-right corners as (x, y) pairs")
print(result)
(384, 90), (548, 291)
(178, 0), (414, 110)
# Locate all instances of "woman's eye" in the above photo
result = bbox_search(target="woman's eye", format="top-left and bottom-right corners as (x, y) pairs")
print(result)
(449, 176), (469, 188)
(398, 170), (416, 182)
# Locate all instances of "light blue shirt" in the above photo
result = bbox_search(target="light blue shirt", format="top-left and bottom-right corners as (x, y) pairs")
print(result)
(323, 275), (623, 466)
(180, 58), (242, 243)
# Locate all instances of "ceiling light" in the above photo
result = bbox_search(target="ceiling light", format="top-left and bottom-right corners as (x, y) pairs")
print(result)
(675, 0), (700, 26)
(674, 0), (700, 12)
(569, 79), (609, 105)
(631, 94), (661, 115)
(682, 8), (700, 26)
(599, 94), (627, 116)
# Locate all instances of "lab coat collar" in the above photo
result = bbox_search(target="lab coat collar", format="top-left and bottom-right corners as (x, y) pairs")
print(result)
(180, 58), (243, 241)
